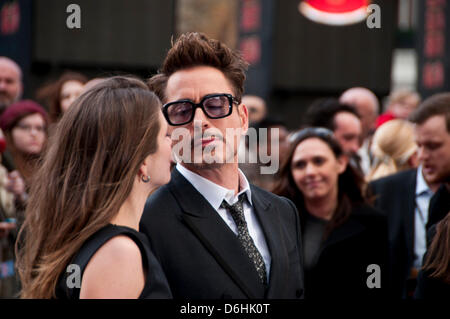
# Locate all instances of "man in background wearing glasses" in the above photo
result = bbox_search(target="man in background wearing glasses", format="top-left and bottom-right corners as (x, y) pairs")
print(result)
(140, 32), (304, 299)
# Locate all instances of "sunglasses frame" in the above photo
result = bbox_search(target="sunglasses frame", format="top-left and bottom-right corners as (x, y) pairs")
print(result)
(162, 93), (239, 126)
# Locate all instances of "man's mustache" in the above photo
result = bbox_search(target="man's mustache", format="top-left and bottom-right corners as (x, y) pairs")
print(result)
(190, 132), (224, 148)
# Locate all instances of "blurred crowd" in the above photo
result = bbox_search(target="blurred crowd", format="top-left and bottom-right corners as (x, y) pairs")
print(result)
(0, 47), (449, 299)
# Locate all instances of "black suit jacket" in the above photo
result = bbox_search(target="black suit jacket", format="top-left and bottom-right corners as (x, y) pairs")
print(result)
(303, 204), (388, 299)
(414, 268), (450, 299)
(427, 184), (450, 232)
(413, 185), (450, 299)
(369, 169), (417, 298)
(414, 208), (450, 300)
(139, 169), (305, 299)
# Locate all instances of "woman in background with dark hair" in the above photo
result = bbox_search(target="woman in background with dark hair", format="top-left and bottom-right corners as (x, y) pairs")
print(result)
(36, 71), (87, 124)
(273, 127), (388, 298)
(16, 76), (173, 299)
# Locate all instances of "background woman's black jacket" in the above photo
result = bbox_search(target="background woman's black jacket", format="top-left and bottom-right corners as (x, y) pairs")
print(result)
(301, 203), (388, 299)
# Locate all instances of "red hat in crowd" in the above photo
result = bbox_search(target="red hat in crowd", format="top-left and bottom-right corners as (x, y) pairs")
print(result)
(0, 100), (48, 132)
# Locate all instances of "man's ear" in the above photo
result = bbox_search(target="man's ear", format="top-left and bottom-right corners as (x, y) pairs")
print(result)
(407, 151), (419, 168)
(337, 154), (349, 174)
(238, 103), (249, 135)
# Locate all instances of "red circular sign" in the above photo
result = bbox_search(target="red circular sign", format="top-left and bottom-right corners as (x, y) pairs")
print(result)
(299, 0), (369, 26)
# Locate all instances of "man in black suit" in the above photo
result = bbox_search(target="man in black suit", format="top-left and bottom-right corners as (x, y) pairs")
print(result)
(140, 32), (304, 299)
(369, 167), (438, 298)
(410, 93), (450, 298)
(371, 93), (450, 298)
(410, 93), (450, 231)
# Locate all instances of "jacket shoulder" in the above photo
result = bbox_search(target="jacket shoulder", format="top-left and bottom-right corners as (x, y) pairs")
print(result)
(145, 183), (173, 206)
(369, 169), (416, 190)
(141, 183), (179, 223)
(250, 184), (297, 210)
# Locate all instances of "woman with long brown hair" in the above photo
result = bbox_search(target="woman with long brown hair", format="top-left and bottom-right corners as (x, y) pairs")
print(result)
(16, 76), (173, 299)
(273, 127), (388, 298)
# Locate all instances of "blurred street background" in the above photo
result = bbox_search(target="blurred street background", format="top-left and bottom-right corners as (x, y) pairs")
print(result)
(0, 0), (446, 129)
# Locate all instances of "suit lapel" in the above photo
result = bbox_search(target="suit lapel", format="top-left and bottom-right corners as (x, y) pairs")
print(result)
(404, 170), (417, 261)
(250, 186), (289, 298)
(169, 169), (265, 298)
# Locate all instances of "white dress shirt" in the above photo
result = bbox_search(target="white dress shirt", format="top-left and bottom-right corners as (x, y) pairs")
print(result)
(413, 166), (434, 268)
(176, 163), (272, 280)
(357, 137), (372, 175)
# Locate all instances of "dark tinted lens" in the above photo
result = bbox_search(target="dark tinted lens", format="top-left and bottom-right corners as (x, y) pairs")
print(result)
(203, 95), (230, 118)
(167, 102), (193, 124)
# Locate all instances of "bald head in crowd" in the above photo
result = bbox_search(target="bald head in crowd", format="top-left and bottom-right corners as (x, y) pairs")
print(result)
(0, 57), (22, 113)
(340, 87), (379, 140)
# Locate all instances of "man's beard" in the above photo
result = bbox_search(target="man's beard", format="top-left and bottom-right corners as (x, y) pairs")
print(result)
(171, 124), (241, 170)
(183, 161), (225, 171)
(182, 140), (238, 170)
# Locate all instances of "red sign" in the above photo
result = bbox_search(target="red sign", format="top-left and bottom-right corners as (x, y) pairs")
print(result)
(1, 1), (20, 35)
(299, 0), (369, 25)
(240, 36), (261, 64)
(241, 0), (261, 32)
(423, 61), (444, 88)
(421, 0), (446, 89)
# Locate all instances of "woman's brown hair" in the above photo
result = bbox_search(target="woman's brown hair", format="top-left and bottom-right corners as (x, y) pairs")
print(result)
(36, 71), (88, 123)
(16, 76), (162, 298)
(422, 212), (450, 284)
(272, 128), (367, 237)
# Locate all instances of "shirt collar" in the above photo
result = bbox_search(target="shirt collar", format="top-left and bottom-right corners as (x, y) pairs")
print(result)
(416, 165), (433, 196)
(176, 163), (252, 211)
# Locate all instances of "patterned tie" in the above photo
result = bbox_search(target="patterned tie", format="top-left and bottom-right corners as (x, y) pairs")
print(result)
(221, 194), (267, 285)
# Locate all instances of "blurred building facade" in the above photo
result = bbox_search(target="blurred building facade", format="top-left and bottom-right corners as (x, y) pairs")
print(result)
(1, 0), (445, 129)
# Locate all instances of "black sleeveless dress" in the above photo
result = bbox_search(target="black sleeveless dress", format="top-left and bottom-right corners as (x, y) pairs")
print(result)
(55, 224), (172, 299)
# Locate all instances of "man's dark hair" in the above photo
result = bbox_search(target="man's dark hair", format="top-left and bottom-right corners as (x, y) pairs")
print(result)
(303, 98), (360, 131)
(409, 92), (450, 133)
(251, 117), (287, 146)
(147, 32), (248, 103)
(252, 117), (286, 130)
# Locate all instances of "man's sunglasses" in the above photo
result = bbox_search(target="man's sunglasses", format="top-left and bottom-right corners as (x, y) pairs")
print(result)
(162, 93), (240, 126)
